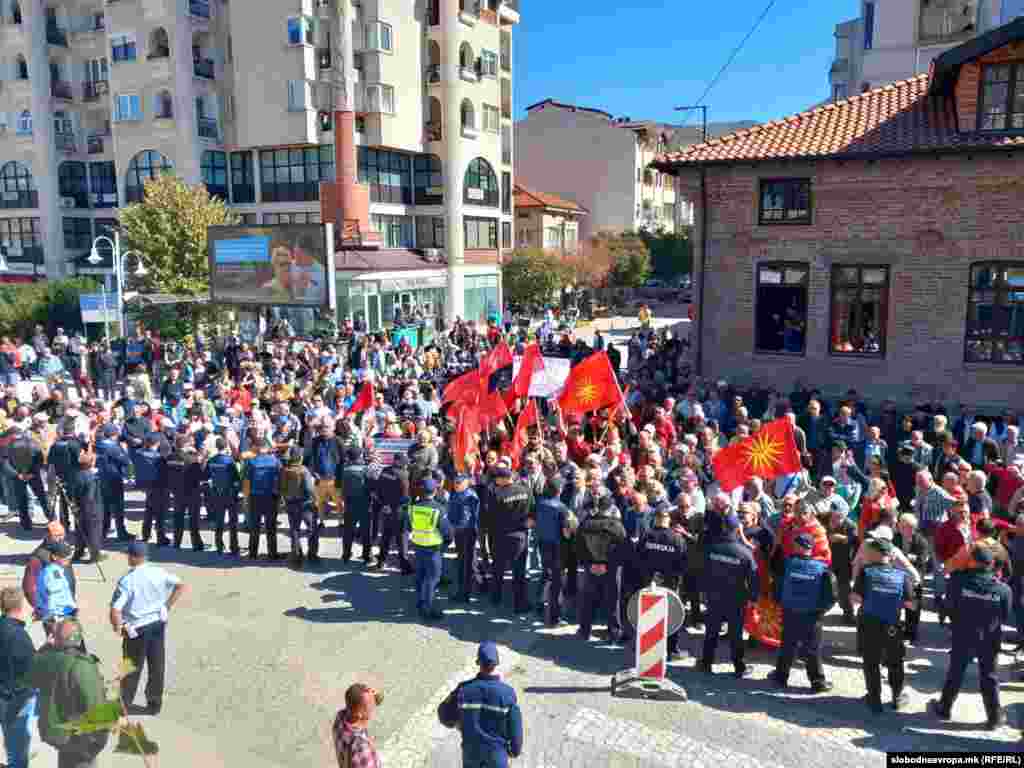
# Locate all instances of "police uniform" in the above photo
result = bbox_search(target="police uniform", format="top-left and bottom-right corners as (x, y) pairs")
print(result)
(930, 550), (1012, 728)
(47, 430), (82, 529)
(405, 482), (452, 620)
(95, 428), (132, 541)
(245, 448), (282, 559)
(340, 451), (372, 563)
(447, 477), (481, 603)
(534, 481), (570, 624)
(205, 450), (242, 554)
(490, 473), (533, 613)
(374, 455), (412, 573)
(576, 496), (628, 642)
(134, 442), (169, 546)
(6, 428), (51, 529)
(636, 518), (690, 658)
(771, 544), (836, 691)
(69, 461), (104, 562)
(701, 521), (757, 675)
(279, 450), (320, 563)
(166, 447), (204, 551)
(853, 547), (914, 713)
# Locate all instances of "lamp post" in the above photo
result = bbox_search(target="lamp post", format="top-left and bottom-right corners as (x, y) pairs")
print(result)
(88, 231), (147, 340)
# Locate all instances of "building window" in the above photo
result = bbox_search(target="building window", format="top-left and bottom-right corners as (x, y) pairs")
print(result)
(460, 99), (476, 132)
(362, 84), (395, 114)
(0, 161), (37, 209)
(978, 63), (1024, 131)
(287, 15), (315, 46)
(287, 80), (312, 111)
(111, 33), (137, 62)
(259, 146), (334, 203)
(759, 179), (811, 224)
(58, 161), (88, 208)
(125, 150), (173, 203)
(371, 214), (412, 248)
(416, 216), (445, 248)
(364, 20), (392, 52)
(0, 218), (42, 263)
(201, 150), (228, 200)
(15, 110), (32, 136)
(483, 104), (500, 133)
(230, 151), (254, 203)
(502, 221), (511, 249)
(755, 263), (808, 355)
(414, 154), (442, 205)
(479, 49), (498, 77)
(263, 212), (320, 225)
(154, 90), (173, 119)
(464, 216), (497, 249)
(543, 226), (561, 249)
(663, 203), (674, 222)
(966, 262), (1024, 363)
(114, 94), (142, 122)
(501, 172), (511, 214)
(89, 162), (117, 207)
(863, 2), (874, 49)
(92, 219), (118, 260)
(358, 147), (411, 204)
(830, 266), (888, 356)
(148, 27), (169, 59)
(62, 217), (92, 250)
(464, 157), (498, 207)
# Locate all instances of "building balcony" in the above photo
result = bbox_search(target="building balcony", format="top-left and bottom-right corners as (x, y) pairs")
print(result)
(197, 117), (219, 139)
(193, 58), (215, 79)
(55, 132), (77, 153)
(87, 134), (106, 154)
(918, 5), (977, 46)
(189, 0), (211, 19)
(83, 80), (109, 101)
(46, 25), (68, 46)
(51, 81), (74, 101)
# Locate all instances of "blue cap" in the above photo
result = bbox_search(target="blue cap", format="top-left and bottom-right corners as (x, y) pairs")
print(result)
(794, 533), (814, 550)
(127, 540), (148, 558)
(477, 641), (499, 667)
(421, 478), (438, 493)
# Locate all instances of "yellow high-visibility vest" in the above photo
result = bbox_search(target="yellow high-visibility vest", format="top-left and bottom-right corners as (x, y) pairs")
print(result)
(409, 504), (442, 547)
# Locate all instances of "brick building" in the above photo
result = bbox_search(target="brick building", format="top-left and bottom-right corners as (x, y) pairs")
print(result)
(655, 17), (1024, 407)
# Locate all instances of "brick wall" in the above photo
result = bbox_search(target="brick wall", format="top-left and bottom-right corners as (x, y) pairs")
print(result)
(681, 152), (1024, 407)
(954, 41), (1024, 132)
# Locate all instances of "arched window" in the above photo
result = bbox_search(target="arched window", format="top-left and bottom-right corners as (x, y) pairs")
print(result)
(154, 89), (173, 119)
(426, 40), (441, 83)
(58, 161), (88, 207)
(425, 96), (442, 141)
(15, 54), (28, 79)
(460, 99), (475, 131)
(125, 150), (173, 203)
(463, 157), (497, 207)
(148, 26), (169, 59)
(201, 150), (227, 200)
(414, 154), (442, 205)
(0, 161), (36, 209)
(459, 42), (474, 72)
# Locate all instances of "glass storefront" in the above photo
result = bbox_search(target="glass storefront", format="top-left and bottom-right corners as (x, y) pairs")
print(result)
(463, 274), (499, 325)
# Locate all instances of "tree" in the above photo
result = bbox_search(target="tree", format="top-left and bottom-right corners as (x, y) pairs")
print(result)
(592, 232), (651, 289)
(119, 174), (237, 332)
(0, 277), (99, 339)
(562, 242), (615, 292)
(639, 228), (692, 277)
(501, 249), (568, 310)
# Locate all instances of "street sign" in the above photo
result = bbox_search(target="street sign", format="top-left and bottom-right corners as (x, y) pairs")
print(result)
(79, 293), (119, 324)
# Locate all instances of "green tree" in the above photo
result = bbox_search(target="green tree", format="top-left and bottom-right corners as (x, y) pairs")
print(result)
(596, 232), (652, 289)
(0, 277), (99, 339)
(501, 249), (568, 310)
(639, 228), (692, 278)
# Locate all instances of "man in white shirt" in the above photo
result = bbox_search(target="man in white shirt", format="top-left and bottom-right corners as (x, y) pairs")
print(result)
(109, 541), (188, 716)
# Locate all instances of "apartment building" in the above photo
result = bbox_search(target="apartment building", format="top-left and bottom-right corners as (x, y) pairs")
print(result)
(828, 0), (1023, 101)
(514, 100), (753, 243)
(512, 183), (586, 253)
(0, 0), (519, 327)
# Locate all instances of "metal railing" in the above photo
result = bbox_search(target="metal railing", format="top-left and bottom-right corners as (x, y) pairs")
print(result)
(193, 58), (215, 78)
(51, 81), (74, 100)
(83, 81), (108, 101)
(197, 117), (219, 139)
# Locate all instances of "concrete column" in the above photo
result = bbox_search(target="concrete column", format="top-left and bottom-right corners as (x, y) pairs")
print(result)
(442, 0), (465, 323)
(26, 4), (62, 278)
(173, 11), (201, 184)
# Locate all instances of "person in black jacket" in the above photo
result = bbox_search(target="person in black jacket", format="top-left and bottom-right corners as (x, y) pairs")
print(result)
(823, 504), (859, 625)
(894, 512), (931, 643)
(576, 494), (627, 643)
(374, 454), (413, 573)
(701, 513), (757, 676)
(68, 450), (104, 563)
(47, 420), (83, 531)
(166, 436), (204, 551)
(634, 506), (688, 660)
(95, 424), (132, 542)
(5, 425), (51, 529)
(490, 468), (534, 613)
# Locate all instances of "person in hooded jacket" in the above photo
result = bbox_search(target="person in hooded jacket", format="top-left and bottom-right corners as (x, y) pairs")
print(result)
(576, 494), (627, 643)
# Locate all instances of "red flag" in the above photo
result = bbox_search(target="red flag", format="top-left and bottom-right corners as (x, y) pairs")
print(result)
(479, 389), (509, 428)
(480, 341), (514, 395)
(557, 351), (624, 417)
(444, 369), (482, 405)
(513, 343), (544, 398)
(452, 407), (481, 472)
(509, 400), (538, 469)
(348, 380), (374, 415)
(711, 417), (802, 492)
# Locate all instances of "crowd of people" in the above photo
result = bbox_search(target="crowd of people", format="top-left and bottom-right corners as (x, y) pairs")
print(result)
(0, 314), (1022, 767)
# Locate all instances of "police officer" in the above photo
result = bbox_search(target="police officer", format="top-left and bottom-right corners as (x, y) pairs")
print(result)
(68, 450), (104, 563)
(134, 433), (169, 547)
(406, 477), (451, 621)
(770, 533), (836, 692)
(279, 446), (320, 565)
(205, 438), (241, 554)
(851, 537), (915, 714)
(929, 546), (1012, 730)
(437, 641), (524, 768)
(576, 494), (628, 643)
(5, 423), (50, 529)
(95, 424), (132, 542)
(535, 476), (571, 625)
(166, 436), (204, 551)
(700, 513), (757, 676)
(245, 439), (282, 560)
(490, 467), (534, 614)
(447, 472), (480, 603)
(47, 419), (83, 530)
(374, 454), (413, 574)
(636, 505), (690, 660)
(340, 447), (372, 564)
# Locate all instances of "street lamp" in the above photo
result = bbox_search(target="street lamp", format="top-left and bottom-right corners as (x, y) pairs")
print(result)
(88, 230), (148, 340)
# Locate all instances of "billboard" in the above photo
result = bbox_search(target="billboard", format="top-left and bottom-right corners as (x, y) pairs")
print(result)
(79, 293), (119, 324)
(208, 224), (329, 306)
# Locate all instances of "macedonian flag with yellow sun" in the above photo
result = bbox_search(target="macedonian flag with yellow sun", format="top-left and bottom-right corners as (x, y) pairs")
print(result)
(557, 351), (624, 418)
(711, 417), (802, 492)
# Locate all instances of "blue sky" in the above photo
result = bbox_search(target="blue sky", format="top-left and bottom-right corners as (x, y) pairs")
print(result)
(513, 0), (859, 127)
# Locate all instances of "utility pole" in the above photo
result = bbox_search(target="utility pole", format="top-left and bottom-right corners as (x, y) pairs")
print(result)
(673, 104), (707, 143)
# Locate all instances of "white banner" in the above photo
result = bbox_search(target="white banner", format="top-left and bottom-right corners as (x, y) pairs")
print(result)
(512, 355), (572, 398)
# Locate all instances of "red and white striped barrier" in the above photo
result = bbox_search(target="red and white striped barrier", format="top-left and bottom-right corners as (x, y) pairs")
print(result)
(635, 589), (669, 680)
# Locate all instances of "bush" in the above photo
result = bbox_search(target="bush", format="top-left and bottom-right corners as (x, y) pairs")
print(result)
(0, 277), (100, 340)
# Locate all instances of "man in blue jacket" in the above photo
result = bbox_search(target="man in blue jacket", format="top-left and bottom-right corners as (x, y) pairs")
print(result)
(245, 440), (282, 560)
(438, 641), (523, 768)
(447, 473), (480, 604)
(205, 438), (241, 554)
(534, 476), (570, 625)
(95, 424), (132, 542)
(134, 434), (169, 546)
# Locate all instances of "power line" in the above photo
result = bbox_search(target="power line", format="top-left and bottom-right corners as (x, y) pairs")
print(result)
(686, 0), (780, 118)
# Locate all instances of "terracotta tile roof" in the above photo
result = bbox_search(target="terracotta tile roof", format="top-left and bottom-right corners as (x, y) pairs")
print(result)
(513, 184), (588, 213)
(654, 73), (1024, 168)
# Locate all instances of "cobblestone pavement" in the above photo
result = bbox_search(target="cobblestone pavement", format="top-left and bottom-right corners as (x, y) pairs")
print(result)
(2, 493), (1021, 768)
